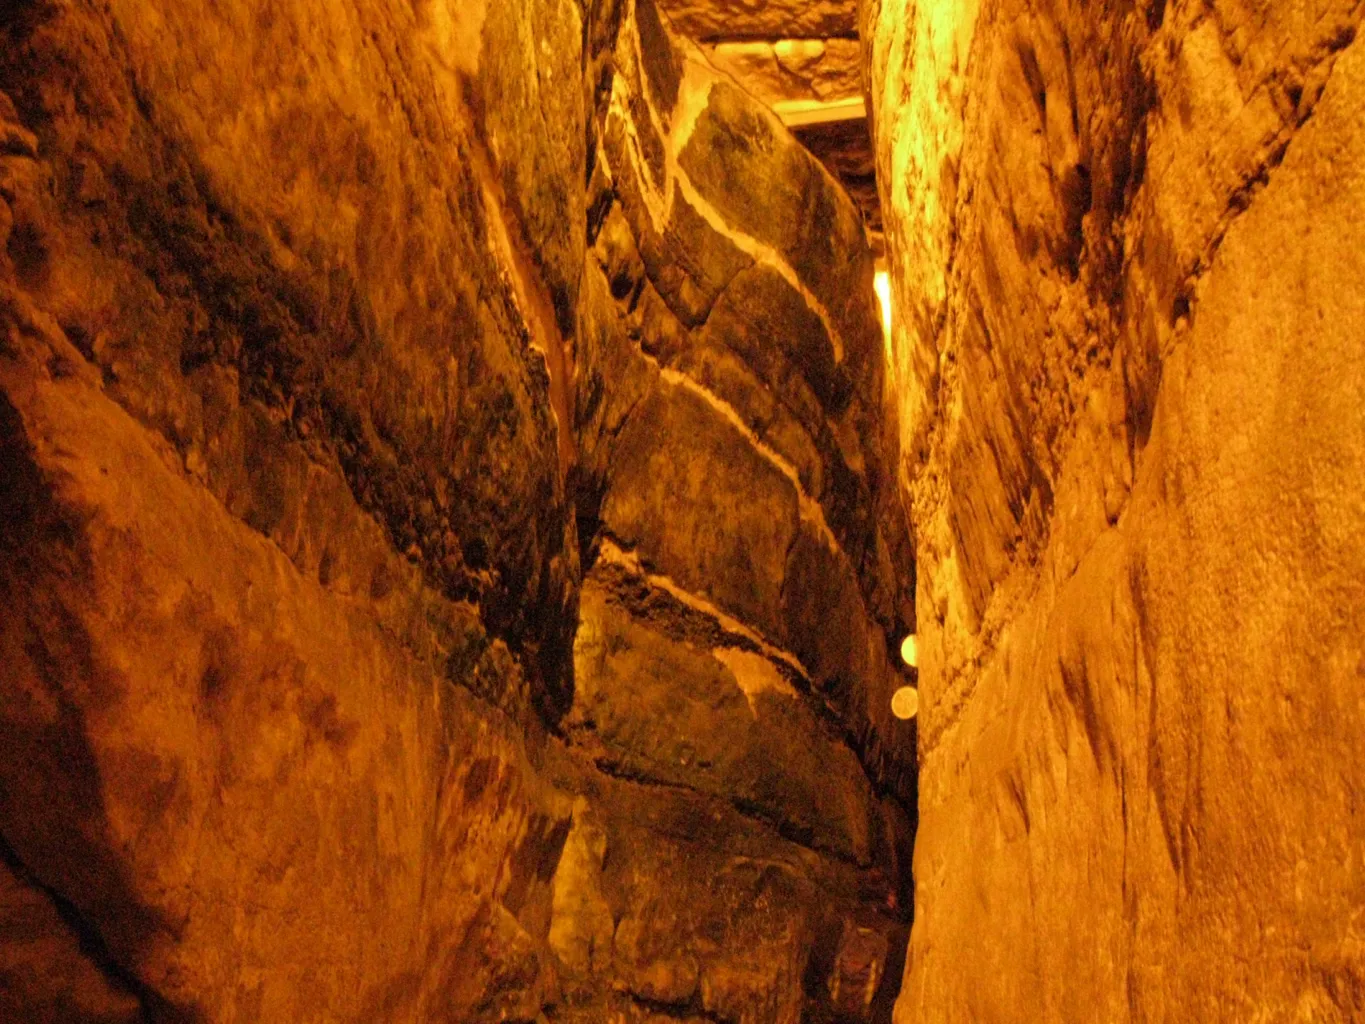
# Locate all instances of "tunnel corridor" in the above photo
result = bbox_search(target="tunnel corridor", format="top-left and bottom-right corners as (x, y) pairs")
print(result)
(1, 0), (1363, 1021)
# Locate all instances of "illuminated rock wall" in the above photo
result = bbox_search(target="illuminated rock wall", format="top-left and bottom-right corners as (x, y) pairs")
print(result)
(0, 0), (586, 1017)
(656, 0), (886, 247)
(865, 0), (1365, 1019)
(544, 3), (919, 1019)
(0, 0), (913, 1020)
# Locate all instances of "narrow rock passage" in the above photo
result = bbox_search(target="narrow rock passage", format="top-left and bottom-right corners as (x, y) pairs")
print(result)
(11, 0), (1357, 1020)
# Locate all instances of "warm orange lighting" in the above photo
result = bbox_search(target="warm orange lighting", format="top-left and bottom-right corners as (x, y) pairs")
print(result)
(892, 686), (919, 720)
(874, 270), (893, 339)
(900, 633), (918, 668)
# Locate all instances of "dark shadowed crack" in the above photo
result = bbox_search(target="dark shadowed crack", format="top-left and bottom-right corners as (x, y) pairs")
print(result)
(0, 833), (201, 1023)
(589, 531), (918, 816)
(587, 755), (870, 870)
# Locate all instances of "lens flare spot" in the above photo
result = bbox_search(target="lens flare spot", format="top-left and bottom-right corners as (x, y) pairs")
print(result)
(892, 686), (919, 720)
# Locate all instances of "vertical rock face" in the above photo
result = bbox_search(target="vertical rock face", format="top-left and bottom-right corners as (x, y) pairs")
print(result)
(556, 2), (917, 1019)
(865, 0), (1365, 1020)
(0, 0), (912, 1021)
(1, 0), (584, 1018)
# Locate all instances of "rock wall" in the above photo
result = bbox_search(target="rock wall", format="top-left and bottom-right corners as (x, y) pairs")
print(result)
(1, 0), (586, 1017)
(550, 2), (918, 1019)
(0, 0), (914, 1020)
(865, 0), (1365, 1020)
(654, 0), (885, 248)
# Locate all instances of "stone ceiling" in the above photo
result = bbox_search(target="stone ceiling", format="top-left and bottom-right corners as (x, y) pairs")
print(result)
(658, 0), (883, 251)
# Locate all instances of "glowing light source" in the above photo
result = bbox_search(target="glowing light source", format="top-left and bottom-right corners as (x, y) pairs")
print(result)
(900, 633), (918, 668)
(891, 686), (919, 720)
(874, 269), (893, 339)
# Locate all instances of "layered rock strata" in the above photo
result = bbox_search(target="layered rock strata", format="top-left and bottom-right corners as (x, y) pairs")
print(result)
(0, 0), (914, 1021)
(865, 0), (1365, 1019)
(556, 3), (917, 1018)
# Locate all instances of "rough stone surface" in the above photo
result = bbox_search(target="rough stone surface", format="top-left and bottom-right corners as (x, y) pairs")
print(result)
(0, 290), (573, 1021)
(579, 0), (917, 811)
(866, 0), (1365, 1019)
(554, 5), (918, 1018)
(0, 851), (142, 1023)
(657, 0), (882, 246)
(703, 38), (863, 106)
(0, 0), (914, 1020)
(659, 0), (858, 42)
(792, 118), (882, 239)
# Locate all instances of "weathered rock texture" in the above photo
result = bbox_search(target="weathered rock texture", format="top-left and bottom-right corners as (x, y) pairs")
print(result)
(866, 0), (1365, 1019)
(702, 39), (863, 108)
(790, 119), (882, 241)
(656, 0), (883, 246)
(0, 0), (913, 1020)
(1, 0), (585, 1017)
(659, 0), (857, 42)
(556, 3), (917, 1017)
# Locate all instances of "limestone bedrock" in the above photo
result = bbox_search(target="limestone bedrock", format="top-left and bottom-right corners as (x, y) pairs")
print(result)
(865, 0), (1365, 1019)
(0, 0), (915, 1021)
